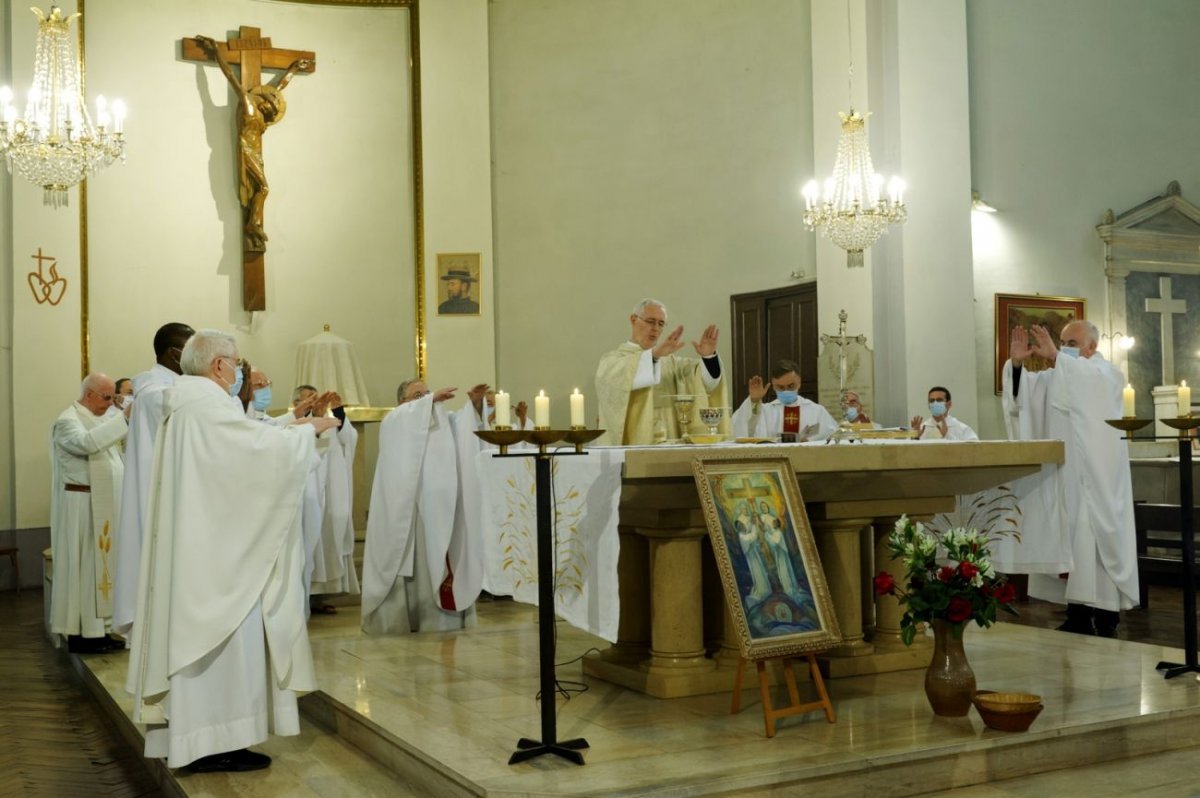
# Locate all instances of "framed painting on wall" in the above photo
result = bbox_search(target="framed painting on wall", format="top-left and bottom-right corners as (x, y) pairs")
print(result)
(436, 253), (481, 316)
(692, 456), (841, 660)
(994, 293), (1087, 394)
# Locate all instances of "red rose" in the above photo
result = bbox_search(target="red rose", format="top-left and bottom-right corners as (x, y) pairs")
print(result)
(873, 571), (896, 596)
(996, 583), (1017, 604)
(938, 565), (955, 583)
(958, 561), (979, 580)
(947, 596), (973, 622)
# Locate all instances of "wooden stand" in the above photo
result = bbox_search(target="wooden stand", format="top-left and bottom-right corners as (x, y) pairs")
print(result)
(730, 654), (835, 737)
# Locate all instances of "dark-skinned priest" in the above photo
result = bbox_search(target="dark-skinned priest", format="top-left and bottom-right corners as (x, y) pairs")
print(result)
(126, 330), (339, 773)
(999, 320), (1138, 638)
(595, 298), (724, 445)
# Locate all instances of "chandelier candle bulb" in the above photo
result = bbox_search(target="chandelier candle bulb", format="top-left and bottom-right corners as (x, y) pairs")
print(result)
(494, 390), (511, 429)
(1180, 381), (1191, 417)
(569, 389), (585, 429)
(1122, 384), (1135, 418)
(534, 390), (550, 429)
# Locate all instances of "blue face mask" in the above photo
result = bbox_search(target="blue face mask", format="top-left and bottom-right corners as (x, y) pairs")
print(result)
(775, 390), (799, 405)
(1060, 346), (1081, 359)
(253, 386), (272, 411)
(845, 406), (859, 422)
(928, 401), (947, 417)
(227, 361), (244, 396)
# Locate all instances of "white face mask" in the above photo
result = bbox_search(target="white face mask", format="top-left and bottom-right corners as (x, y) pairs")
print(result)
(1060, 346), (1081, 359)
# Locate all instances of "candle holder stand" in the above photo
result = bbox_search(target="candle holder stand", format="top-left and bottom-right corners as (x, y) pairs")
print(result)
(1150, 416), (1200, 679)
(1104, 417), (1153, 441)
(475, 429), (605, 765)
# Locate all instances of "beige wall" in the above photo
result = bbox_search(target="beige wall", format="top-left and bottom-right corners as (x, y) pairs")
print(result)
(489, 0), (816, 426)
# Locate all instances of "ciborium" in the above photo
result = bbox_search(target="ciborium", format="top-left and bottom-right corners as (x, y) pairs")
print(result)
(672, 395), (696, 438)
(697, 406), (726, 436)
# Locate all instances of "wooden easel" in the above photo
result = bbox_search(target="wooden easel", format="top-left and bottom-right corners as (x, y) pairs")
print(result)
(731, 653), (835, 738)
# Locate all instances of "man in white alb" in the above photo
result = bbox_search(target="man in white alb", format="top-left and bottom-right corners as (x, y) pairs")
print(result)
(361, 379), (483, 634)
(910, 386), (979, 441)
(1000, 320), (1137, 637)
(595, 299), (724, 444)
(50, 374), (129, 653)
(126, 329), (338, 772)
(112, 322), (193, 640)
(731, 359), (837, 442)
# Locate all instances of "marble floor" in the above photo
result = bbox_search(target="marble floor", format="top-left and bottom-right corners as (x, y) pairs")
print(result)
(80, 599), (1200, 797)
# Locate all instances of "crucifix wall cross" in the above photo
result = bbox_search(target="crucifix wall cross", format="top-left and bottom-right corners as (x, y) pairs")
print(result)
(1145, 275), (1187, 384)
(182, 27), (316, 311)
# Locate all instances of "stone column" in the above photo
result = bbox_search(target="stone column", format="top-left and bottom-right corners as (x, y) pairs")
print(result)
(643, 528), (711, 674)
(812, 517), (874, 658)
(602, 526), (650, 661)
(871, 517), (906, 648)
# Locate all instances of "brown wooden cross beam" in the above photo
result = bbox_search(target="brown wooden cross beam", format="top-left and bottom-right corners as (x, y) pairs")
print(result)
(183, 27), (316, 311)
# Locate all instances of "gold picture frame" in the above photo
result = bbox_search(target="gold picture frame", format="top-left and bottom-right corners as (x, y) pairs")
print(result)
(436, 252), (482, 316)
(692, 456), (841, 659)
(994, 293), (1087, 394)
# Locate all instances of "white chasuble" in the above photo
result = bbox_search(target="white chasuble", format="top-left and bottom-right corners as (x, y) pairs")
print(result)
(362, 396), (479, 634)
(49, 403), (127, 637)
(311, 419), (359, 596)
(998, 355), (1138, 611)
(595, 343), (725, 445)
(113, 364), (176, 638)
(126, 376), (318, 767)
(730, 396), (838, 441)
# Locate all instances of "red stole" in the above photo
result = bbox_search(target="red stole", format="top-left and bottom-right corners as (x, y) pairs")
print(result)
(781, 405), (800, 443)
(438, 555), (457, 611)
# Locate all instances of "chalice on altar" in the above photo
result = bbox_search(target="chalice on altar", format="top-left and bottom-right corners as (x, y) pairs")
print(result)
(697, 406), (726, 436)
(672, 395), (696, 437)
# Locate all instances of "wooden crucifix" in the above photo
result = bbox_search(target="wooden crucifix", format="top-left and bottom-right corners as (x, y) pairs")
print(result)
(183, 28), (316, 311)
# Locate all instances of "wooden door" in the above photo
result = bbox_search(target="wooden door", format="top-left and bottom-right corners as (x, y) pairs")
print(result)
(730, 283), (818, 408)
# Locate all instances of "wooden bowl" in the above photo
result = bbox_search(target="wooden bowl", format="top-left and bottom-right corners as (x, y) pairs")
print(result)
(972, 691), (1043, 731)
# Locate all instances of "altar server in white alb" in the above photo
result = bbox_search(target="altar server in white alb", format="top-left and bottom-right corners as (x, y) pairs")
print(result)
(1000, 320), (1137, 638)
(112, 322), (194, 639)
(50, 374), (129, 653)
(732, 360), (838, 442)
(127, 330), (338, 773)
(362, 379), (483, 635)
(910, 386), (979, 441)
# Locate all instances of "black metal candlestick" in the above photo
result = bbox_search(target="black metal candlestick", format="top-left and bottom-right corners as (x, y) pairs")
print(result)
(1154, 417), (1200, 679)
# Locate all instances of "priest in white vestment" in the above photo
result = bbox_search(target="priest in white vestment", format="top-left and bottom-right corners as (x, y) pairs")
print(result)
(596, 298), (725, 445)
(362, 380), (482, 634)
(50, 374), (129, 652)
(731, 360), (837, 442)
(126, 330), (338, 772)
(113, 322), (194, 639)
(999, 321), (1137, 637)
(910, 386), (980, 441)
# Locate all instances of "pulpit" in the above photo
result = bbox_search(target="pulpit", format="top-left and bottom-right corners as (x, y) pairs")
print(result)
(582, 440), (1064, 698)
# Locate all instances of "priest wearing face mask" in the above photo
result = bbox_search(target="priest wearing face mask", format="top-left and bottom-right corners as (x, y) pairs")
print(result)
(126, 329), (339, 773)
(112, 322), (194, 641)
(998, 320), (1137, 639)
(731, 360), (837, 442)
(910, 386), (979, 441)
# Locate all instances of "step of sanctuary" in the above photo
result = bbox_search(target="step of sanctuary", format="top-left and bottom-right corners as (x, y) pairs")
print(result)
(76, 600), (1200, 798)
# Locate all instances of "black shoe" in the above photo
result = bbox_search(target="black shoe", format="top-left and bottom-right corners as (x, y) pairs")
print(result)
(1094, 609), (1120, 639)
(1055, 603), (1096, 635)
(187, 749), (272, 773)
(67, 634), (125, 654)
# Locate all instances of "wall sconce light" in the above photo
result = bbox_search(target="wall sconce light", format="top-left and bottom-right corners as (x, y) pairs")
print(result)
(971, 191), (997, 214)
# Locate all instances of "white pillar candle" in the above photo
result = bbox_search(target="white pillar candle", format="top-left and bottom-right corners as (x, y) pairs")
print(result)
(494, 390), (511, 428)
(535, 390), (550, 428)
(1122, 384), (1135, 417)
(570, 388), (585, 427)
(1180, 380), (1192, 417)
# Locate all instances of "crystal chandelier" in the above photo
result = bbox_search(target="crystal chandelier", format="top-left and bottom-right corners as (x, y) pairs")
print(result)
(0, 6), (127, 208)
(802, 110), (905, 268)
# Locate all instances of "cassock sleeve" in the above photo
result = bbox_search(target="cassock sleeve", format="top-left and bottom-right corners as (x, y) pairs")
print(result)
(53, 411), (127, 457)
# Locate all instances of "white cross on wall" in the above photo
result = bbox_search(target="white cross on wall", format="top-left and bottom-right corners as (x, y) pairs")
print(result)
(1145, 276), (1187, 384)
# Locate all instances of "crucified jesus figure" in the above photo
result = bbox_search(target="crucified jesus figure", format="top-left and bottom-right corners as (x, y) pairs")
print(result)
(196, 35), (310, 252)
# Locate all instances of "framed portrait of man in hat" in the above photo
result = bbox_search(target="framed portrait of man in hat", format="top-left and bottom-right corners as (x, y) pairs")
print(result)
(437, 253), (481, 315)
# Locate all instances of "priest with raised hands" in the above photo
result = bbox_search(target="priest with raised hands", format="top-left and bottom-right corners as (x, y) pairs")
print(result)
(731, 359), (837, 442)
(595, 298), (725, 445)
(126, 329), (339, 773)
(50, 373), (129, 653)
(112, 322), (194, 640)
(362, 379), (483, 635)
(999, 320), (1138, 638)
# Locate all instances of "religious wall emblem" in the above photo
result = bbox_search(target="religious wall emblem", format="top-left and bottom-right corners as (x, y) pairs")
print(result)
(27, 247), (67, 306)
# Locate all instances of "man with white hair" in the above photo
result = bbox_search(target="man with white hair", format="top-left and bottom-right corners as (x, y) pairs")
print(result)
(126, 329), (338, 773)
(363, 378), (483, 634)
(999, 319), (1137, 638)
(49, 373), (129, 653)
(112, 322), (194, 640)
(595, 298), (724, 445)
